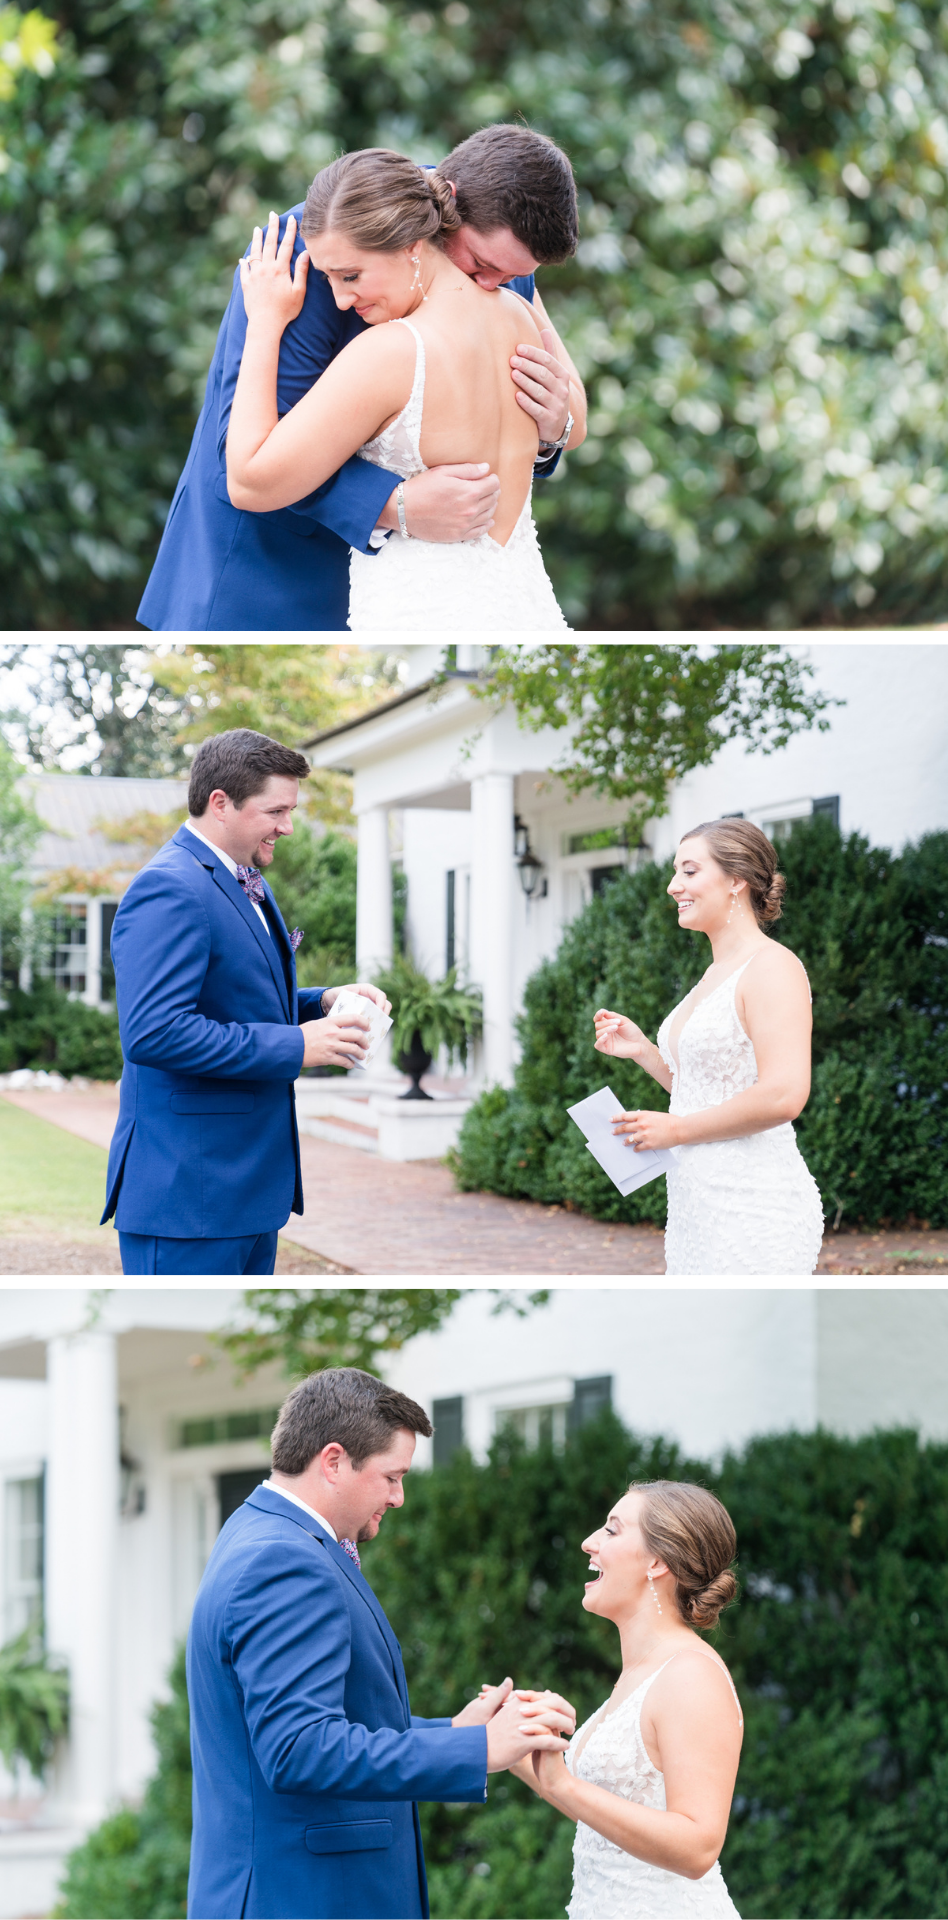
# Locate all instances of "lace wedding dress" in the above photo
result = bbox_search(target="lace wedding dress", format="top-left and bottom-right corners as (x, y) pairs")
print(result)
(347, 319), (569, 631)
(656, 957), (824, 1275)
(565, 1658), (741, 1919)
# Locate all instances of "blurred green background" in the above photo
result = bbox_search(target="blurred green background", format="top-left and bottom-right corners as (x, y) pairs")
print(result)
(4, 0), (948, 628)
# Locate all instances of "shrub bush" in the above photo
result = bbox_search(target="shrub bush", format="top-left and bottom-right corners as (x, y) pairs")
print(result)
(268, 825), (357, 982)
(55, 1645), (191, 1919)
(55, 1420), (948, 1919)
(453, 817), (948, 1229)
(0, 979), (123, 1079)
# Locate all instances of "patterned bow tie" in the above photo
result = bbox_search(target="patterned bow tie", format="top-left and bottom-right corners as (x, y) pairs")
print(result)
(340, 1537), (361, 1569)
(236, 864), (265, 905)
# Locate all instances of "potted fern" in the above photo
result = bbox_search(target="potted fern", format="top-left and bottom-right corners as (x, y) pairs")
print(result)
(374, 956), (482, 1099)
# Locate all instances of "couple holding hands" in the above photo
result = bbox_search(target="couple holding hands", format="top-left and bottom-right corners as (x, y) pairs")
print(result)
(187, 1367), (744, 1919)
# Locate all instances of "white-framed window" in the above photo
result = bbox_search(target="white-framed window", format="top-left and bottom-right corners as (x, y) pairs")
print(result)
(499, 1403), (570, 1451)
(3, 1475), (44, 1641)
(747, 795), (840, 843)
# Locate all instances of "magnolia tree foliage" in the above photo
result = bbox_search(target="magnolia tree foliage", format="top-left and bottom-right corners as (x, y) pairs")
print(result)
(3, 0), (948, 624)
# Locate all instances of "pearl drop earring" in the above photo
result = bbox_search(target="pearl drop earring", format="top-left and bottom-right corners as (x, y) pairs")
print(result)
(647, 1570), (663, 1614)
(409, 253), (428, 301)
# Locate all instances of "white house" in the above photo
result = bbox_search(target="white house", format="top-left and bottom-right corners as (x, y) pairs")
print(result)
(301, 639), (948, 1157)
(1, 1283), (947, 1917)
(15, 775), (188, 1009)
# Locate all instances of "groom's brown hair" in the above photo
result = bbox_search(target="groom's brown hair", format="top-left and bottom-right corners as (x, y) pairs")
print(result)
(188, 728), (310, 816)
(271, 1367), (433, 1474)
(436, 124), (578, 264)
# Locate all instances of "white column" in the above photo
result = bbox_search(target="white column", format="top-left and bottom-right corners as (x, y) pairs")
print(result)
(45, 1331), (119, 1826)
(355, 807), (393, 975)
(18, 905), (33, 992)
(83, 899), (102, 1008)
(469, 773), (515, 1086)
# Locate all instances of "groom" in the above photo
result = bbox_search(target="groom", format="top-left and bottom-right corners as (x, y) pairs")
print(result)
(101, 727), (385, 1275)
(138, 123), (582, 631)
(187, 1367), (573, 1919)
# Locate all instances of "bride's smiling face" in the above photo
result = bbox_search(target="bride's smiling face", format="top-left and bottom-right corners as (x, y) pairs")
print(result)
(667, 835), (746, 936)
(305, 230), (427, 322)
(582, 1491), (670, 1623)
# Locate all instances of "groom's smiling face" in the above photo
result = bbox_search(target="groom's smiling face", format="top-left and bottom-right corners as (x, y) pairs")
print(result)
(200, 773), (299, 869)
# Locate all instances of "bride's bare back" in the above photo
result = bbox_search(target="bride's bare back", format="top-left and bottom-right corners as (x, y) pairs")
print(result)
(229, 220), (545, 539)
(408, 280), (542, 544)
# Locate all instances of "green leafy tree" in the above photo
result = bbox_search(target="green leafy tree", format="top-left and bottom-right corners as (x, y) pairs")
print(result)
(453, 815), (948, 1230)
(216, 1287), (550, 1381)
(479, 642), (835, 838)
(217, 1288), (467, 1380)
(267, 823), (358, 982)
(0, 736), (41, 980)
(0, 644), (193, 776)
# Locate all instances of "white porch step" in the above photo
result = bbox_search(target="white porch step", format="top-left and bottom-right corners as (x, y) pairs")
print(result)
(294, 1077), (473, 1162)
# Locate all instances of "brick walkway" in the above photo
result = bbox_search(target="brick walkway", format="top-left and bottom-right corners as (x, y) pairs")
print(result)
(2, 1089), (946, 1276)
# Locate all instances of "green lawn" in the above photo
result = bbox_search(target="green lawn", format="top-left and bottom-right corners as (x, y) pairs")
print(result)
(0, 1098), (108, 1231)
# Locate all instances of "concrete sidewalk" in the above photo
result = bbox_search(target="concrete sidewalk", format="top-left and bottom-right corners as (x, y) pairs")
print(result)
(2, 1088), (946, 1276)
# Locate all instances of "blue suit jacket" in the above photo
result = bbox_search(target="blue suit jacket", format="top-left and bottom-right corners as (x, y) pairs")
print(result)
(101, 825), (322, 1237)
(187, 1485), (487, 1920)
(137, 202), (543, 631)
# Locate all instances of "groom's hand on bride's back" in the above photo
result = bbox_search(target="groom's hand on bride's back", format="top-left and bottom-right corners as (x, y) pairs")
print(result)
(376, 465), (501, 544)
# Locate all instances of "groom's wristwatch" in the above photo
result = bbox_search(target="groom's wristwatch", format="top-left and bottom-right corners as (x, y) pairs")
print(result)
(537, 411), (574, 460)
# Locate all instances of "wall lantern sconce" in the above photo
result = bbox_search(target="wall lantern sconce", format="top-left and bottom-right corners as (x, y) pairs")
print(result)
(514, 817), (547, 899)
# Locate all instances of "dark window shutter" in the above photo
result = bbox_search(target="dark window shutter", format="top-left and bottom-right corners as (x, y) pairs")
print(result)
(217, 1467), (270, 1528)
(569, 1376), (613, 1433)
(432, 1396), (464, 1466)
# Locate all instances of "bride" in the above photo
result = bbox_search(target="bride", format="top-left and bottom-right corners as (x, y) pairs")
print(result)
(593, 817), (825, 1276)
(513, 1479), (744, 1919)
(226, 149), (585, 630)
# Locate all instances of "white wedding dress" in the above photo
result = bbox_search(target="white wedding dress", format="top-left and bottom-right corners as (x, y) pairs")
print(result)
(656, 958), (824, 1275)
(566, 1657), (741, 1920)
(347, 319), (569, 631)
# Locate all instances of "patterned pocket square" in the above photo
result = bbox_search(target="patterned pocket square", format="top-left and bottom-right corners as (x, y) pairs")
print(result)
(290, 928), (304, 953)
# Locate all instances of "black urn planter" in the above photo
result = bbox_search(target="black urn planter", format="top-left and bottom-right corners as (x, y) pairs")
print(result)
(397, 1028), (434, 1100)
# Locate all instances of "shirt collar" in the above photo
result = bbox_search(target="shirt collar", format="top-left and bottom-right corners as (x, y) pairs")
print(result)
(264, 1479), (338, 1541)
(184, 818), (240, 880)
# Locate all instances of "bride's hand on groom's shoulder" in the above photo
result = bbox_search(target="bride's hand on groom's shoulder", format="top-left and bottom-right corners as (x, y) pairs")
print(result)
(239, 210), (309, 331)
(593, 1007), (648, 1062)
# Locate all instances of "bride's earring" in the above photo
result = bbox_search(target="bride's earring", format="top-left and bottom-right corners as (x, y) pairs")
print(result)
(727, 890), (737, 925)
(647, 1570), (663, 1614)
(409, 253), (428, 302)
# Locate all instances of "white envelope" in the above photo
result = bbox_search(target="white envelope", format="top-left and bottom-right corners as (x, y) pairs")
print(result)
(330, 989), (393, 1070)
(566, 1084), (675, 1196)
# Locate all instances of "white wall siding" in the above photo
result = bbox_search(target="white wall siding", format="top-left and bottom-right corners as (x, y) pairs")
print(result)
(383, 1288), (819, 1469)
(654, 642), (948, 860)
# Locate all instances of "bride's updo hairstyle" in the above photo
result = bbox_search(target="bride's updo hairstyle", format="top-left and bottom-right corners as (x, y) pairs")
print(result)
(631, 1480), (738, 1629)
(680, 817), (786, 927)
(300, 149), (462, 252)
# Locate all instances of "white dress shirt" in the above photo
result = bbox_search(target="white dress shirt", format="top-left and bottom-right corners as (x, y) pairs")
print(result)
(264, 1479), (337, 1539)
(184, 818), (270, 937)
